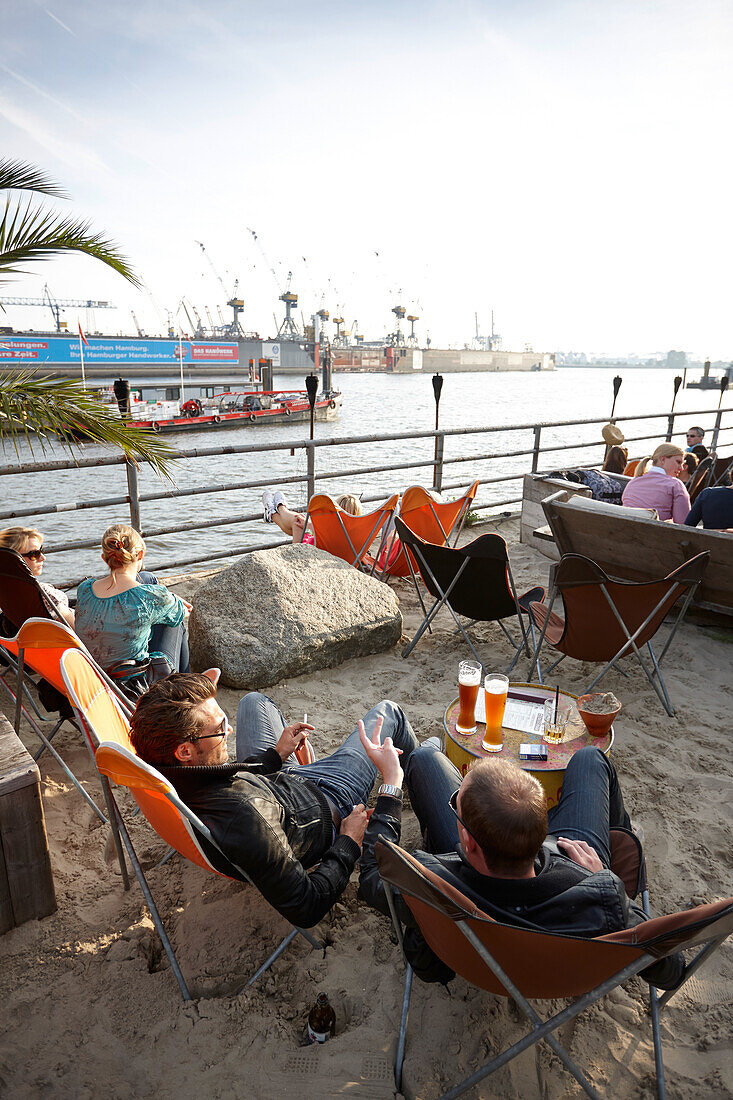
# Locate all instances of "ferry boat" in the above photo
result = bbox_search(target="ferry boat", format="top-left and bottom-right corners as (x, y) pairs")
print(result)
(127, 387), (342, 433)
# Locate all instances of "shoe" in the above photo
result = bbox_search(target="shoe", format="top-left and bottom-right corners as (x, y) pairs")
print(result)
(262, 491), (276, 523)
(272, 490), (287, 513)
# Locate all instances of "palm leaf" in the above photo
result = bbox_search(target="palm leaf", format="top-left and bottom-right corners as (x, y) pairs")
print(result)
(0, 197), (140, 287)
(0, 370), (178, 478)
(0, 158), (67, 197)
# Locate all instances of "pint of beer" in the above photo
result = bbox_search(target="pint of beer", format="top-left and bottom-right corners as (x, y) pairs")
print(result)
(456, 660), (482, 735)
(482, 673), (509, 752)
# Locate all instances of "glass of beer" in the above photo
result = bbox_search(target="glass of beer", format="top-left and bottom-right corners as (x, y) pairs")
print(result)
(482, 673), (509, 752)
(456, 660), (482, 735)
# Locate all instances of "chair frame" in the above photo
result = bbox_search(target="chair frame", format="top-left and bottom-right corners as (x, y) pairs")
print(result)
(529, 552), (708, 716)
(301, 493), (399, 578)
(377, 836), (733, 1100)
(382, 481), (480, 579)
(394, 517), (537, 674)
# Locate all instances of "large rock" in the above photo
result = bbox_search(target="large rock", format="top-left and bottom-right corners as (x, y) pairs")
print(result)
(189, 544), (403, 689)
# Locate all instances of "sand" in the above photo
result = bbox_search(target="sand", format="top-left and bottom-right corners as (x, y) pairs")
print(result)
(1, 517), (732, 1099)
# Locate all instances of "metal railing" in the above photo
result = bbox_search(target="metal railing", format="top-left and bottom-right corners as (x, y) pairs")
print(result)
(0, 402), (730, 587)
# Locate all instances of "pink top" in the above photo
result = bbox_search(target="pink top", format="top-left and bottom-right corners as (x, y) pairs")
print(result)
(621, 467), (691, 523)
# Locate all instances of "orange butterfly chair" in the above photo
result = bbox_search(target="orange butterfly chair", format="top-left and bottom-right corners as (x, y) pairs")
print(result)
(383, 481), (480, 578)
(303, 493), (400, 576)
(60, 647), (321, 1002)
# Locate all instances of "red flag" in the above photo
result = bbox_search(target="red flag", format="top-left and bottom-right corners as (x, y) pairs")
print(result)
(78, 321), (89, 346)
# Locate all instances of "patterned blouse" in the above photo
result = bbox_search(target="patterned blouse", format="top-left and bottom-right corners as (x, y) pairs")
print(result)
(75, 579), (184, 669)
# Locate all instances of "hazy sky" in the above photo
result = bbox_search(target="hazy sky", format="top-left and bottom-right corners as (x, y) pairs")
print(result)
(2, 0), (732, 355)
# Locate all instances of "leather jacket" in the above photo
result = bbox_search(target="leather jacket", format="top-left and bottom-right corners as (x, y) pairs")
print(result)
(359, 794), (681, 988)
(160, 750), (360, 928)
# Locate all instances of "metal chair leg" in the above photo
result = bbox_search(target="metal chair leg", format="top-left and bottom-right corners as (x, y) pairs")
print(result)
(395, 965), (413, 1093)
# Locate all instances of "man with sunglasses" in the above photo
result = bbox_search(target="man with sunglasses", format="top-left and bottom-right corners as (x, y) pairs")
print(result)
(357, 731), (684, 989)
(129, 672), (419, 929)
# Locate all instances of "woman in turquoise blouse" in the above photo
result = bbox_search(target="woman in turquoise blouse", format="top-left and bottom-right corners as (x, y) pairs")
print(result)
(75, 524), (190, 681)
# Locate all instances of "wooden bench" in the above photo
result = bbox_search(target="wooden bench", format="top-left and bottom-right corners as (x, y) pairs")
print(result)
(0, 712), (56, 933)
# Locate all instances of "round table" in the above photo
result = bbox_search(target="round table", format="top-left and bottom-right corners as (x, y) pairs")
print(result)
(443, 682), (614, 808)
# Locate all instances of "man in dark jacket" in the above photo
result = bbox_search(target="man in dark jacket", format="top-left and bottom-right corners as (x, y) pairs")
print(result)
(357, 731), (685, 989)
(684, 484), (733, 530)
(130, 672), (418, 928)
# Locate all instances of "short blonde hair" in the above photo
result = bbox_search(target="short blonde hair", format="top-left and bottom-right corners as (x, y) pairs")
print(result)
(0, 526), (43, 553)
(336, 493), (362, 516)
(101, 524), (145, 571)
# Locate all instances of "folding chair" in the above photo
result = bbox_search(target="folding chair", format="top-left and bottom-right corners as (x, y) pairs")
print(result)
(687, 455), (714, 502)
(376, 836), (733, 1099)
(60, 647), (321, 1002)
(394, 516), (544, 673)
(528, 552), (709, 716)
(302, 493), (399, 576)
(383, 481), (480, 578)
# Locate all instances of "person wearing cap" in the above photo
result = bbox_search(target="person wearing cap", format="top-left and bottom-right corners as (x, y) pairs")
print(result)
(601, 423), (625, 448)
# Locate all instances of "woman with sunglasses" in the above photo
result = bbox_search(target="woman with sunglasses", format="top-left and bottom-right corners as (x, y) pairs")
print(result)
(0, 526), (75, 628)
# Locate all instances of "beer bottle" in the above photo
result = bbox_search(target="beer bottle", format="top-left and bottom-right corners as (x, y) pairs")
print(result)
(306, 992), (336, 1044)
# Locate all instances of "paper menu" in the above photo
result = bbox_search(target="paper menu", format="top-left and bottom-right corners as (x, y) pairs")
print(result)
(474, 689), (545, 735)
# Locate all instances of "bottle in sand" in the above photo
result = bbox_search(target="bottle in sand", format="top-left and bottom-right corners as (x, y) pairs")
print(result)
(307, 992), (336, 1044)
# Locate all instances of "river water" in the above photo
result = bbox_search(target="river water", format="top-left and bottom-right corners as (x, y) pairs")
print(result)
(2, 366), (730, 586)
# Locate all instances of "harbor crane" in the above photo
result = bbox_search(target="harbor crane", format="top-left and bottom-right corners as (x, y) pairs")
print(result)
(130, 310), (143, 337)
(195, 241), (245, 336)
(407, 314), (419, 347)
(247, 227), (301, 338)
(0, 285), (114, 332)
(386, 303), (406, 347)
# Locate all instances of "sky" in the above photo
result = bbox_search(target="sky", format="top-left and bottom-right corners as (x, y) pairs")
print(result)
(1, 0), (732, 356)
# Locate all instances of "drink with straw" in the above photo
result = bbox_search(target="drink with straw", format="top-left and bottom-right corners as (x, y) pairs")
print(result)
(543, 697), (567, 744)
(482, 673), (509, 752)
(456, 660), (482, 736)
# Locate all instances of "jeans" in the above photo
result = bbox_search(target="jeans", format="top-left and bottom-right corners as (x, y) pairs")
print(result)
(236, 692), (419, 821)
(405, 743), (630, 867)
(138, 570), (190, 673)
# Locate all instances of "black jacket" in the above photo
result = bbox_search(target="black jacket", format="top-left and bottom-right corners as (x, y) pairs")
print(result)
(160, 750), (360, 928)
(358, 793), (682, 988)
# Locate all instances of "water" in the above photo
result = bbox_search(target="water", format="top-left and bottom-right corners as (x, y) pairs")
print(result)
(1, 367), (729, 587)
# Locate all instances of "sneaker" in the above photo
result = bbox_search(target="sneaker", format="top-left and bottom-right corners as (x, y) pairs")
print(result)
(272, 490), (287, 513)
(262, 490), (276, 523)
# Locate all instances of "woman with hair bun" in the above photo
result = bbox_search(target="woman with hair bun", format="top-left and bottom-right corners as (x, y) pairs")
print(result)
(621, 443), (691, 522)
(75, 524), (190, 687)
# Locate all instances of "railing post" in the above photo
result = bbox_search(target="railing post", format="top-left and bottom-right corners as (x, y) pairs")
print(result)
(306, 442), (316, 503)
(125, 460), (141, 532)
(711, 407), (724, 452)
(531, 425), (542, 472)
(433, 432), (444, 493)
(665, 413), (675, 442)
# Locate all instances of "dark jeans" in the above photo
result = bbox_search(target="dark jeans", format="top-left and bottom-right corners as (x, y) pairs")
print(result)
(406, 743), (630, 868)
(235, 692), (419, 821)
(138, 570), (190, 673)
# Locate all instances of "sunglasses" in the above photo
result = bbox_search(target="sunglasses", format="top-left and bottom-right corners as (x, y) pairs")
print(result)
(22, 547), (45, 561)
(187, 715), (229, 743)
(448, 788), (480, 846)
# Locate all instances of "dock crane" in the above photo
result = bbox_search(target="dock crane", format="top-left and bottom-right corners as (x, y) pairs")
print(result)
(0, 285), (115, 332)
(406, 313), (419, 347)
(247, 227), (301, 338)
(130, 310), (144, 337)
(195, 241), (245, 336)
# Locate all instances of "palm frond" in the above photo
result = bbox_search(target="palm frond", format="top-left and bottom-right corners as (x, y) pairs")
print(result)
(0, 158), (68, 197)
(0, 197), (140, 287)
(0, 371), (178, 478)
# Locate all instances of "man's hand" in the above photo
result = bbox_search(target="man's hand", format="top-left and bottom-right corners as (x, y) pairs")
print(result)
(357, 716), (404, 787)
(275, 722), (314, 762)
(339, 803), (369, 848)
(557, 837), (604, 874)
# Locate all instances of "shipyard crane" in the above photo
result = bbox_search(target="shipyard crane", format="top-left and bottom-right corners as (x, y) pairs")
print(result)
(0, 285), (115, 333)
(247, 227), (301, 338)
(130, 310), (143, 337)
(195, 240), (245, 336)
(386, 303), (406, 347)
(406, 314), (419, 347)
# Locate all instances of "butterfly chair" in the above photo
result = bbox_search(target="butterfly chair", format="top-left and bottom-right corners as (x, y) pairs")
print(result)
(383, 481), (480, 578)
(528, 552), (710, 716)
(59, 647), (321, 1003)
(376, 836), (733, 1100)
(302, 493), (399, 576)
(687, 455), (714, 503)
(394, 516), (544, 673)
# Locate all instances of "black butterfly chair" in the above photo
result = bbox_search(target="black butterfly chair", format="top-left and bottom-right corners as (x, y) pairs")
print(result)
(393, 517), (545, 673)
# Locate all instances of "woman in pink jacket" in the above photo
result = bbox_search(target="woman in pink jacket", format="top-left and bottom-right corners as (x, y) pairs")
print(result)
(621, 443), (691, 523)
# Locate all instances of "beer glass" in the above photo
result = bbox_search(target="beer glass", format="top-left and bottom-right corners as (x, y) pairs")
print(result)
(456, 660), (482, 735)
(482, 673), (509, 752)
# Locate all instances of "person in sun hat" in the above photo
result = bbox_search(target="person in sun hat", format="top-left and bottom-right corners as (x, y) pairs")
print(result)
(601, 422), (625, 448)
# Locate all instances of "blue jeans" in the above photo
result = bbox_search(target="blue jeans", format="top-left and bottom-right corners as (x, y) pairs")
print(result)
(236, 693), (419, 821)
(138, 570), (190, 673)
(405, 744), (630, 868)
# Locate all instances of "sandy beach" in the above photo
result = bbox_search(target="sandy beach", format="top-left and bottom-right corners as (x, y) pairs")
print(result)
(1, 517), (731, 1099)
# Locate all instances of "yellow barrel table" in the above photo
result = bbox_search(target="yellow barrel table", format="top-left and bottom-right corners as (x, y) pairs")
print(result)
(443, 682), (614, 809)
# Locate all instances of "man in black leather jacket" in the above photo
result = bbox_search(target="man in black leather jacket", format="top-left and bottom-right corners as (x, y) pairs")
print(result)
(357, 732), (685, 989)
(130, 673), (419, 928)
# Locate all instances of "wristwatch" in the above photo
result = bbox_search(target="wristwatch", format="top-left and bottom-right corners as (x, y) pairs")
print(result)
(378, 783), (403, 799)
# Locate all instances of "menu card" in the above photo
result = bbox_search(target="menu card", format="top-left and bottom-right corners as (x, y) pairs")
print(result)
(474, 689), (545, 735)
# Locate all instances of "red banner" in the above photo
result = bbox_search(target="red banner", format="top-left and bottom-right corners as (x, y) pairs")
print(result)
(190, 343), (238, 360)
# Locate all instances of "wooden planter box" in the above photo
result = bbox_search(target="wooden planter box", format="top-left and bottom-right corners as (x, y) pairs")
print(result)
(0, 712), (56, 933)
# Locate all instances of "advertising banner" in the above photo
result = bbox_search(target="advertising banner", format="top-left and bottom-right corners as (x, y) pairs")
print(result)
(0, 336), (239, 365)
